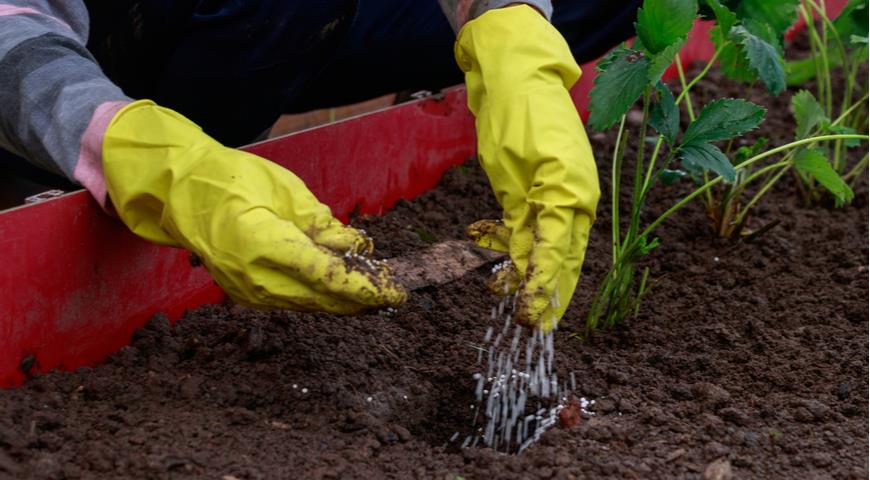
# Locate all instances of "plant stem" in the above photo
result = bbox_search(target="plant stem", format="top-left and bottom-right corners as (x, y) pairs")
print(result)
(642, 136), (665, 196)
(633, 267), (651, 317)
(725, 139), (735, 157)
(818, 1), (833, 115)
(702, 172), (714, 208)
(611, 115), (628, 267)
(725, 159), (792, 205)
(674, 45), (724, 108)
(628, 88), (653, 244)
(845, 53), (865, 116)
(805, 0), (851, 114)
(807, 0), (847, 61)
(734, 164), (792, 225)
(800, 3), (827, 106)
(832, 93), (870, 127)
(850, 99), (868, 133)
(791, 168), (812, 205)
(644, 151), (677, 199)
(844, 153), (869, 183)
(674, 53), (696, 122)
(807, 0), (847, 171)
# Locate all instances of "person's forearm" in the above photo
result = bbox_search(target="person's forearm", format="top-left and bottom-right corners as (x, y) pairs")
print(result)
(437, 0), (552, 32)
(0, 1), (131, 205)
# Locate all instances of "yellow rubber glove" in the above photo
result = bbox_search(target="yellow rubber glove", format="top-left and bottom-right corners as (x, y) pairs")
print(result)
(102, 100), (406, 313)
(456, 5), (600, 332)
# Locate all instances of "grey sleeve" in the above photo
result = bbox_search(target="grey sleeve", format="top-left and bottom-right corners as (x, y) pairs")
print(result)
(0, 1), (131, 189)
(437, 0), (554, 32)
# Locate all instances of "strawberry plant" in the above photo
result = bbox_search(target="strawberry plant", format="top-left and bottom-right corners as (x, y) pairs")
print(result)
(584, 0), (868, 330)
(788, 0), (869, 204)
(677, 0), (867, 236)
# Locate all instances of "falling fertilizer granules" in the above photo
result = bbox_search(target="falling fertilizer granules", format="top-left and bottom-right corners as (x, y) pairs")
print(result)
(451, 290), (594, 453)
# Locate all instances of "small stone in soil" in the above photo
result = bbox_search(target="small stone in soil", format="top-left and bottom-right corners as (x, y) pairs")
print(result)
(269, 421), (291, 430)
(796, 399), (830, 421)
(836, 382), (851, 399)
(742, 431), (759, 447)
(593, 397), (617, 414)
(393, 425), (412, 442)
(225, 408), (257, 426)
(718, 407), (750, 426)
(665, 448), (686, 462)
(617, 398), (636, 413)
(376, 428), (400, 445)
(702, 458), (733, 480)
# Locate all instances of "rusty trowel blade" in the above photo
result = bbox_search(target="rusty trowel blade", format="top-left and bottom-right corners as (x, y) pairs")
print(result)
(388, 240), (505, 291)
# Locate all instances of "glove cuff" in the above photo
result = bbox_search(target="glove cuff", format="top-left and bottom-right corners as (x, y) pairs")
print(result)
(440, 1), (553, 33)
(455, 5), (581, 115)
(102, 99), (218, 246)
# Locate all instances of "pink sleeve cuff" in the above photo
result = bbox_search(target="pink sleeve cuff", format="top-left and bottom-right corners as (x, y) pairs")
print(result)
(73, 101), (130, 209)
(0, 5), (73, 31)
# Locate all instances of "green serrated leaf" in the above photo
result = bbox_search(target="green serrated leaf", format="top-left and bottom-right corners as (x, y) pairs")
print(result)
(704, 0), (738, 33)
(736, 0), (801, 37)
(636, 0), (698, 54)
(650, 82), (680, 143)
(648, 38), (686, 83)
(732, 25), (786, 95)
(742, 18), (783, 51)
(791, 90), (827, 139)
(679, 141), (738, 181)
(632, 35), (647, 53)
(712, 25), (757, 83)
(660, 168), (688, 184)
(683, 98), (766, 144)
(794, 148), (854, 206)
(596, 44), (633, 72)
(588, 50), (651, 131)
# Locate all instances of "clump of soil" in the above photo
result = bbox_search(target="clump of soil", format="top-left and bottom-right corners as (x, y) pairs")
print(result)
(1, 60), (867, 480)
(559, 399), (583, 429)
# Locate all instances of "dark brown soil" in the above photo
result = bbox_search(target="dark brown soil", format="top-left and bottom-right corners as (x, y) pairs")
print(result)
(1, 58), (868, 479)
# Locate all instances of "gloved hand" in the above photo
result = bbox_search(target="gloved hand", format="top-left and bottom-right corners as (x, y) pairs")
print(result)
(455, 5), (600, 332)
(102, 100), (407, 313)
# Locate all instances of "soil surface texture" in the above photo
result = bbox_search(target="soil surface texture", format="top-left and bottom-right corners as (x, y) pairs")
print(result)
(1, 53), (868, 479)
